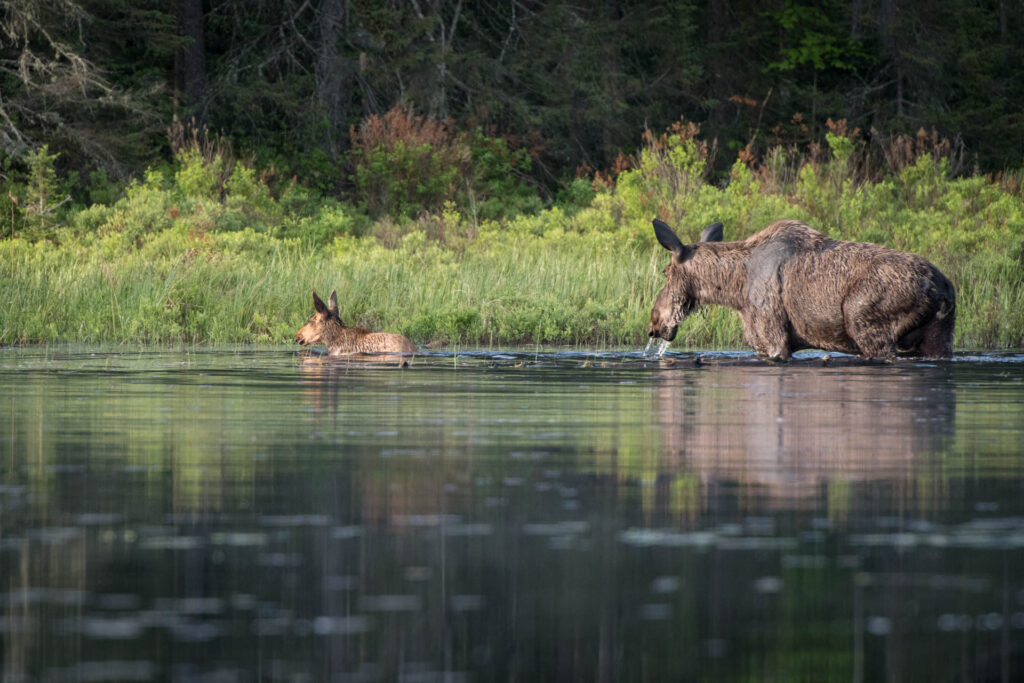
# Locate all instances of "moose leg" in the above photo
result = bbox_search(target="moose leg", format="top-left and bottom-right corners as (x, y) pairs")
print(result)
(842, 285), (904, 359)
(852, 335), (897, 359)
(845, 314), (898, 359)
(742, 310), (791, 361)
(916, 306), (955, 358)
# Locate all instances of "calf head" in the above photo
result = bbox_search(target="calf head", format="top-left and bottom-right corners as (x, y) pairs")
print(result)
(295, 290), (343, 347)
(648, 219), (723, 341)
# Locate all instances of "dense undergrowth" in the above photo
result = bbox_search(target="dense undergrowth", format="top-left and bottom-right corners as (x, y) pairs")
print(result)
(2, 119), (1022, 349)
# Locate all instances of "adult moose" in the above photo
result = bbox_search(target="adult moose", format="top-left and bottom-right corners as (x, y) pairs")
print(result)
(648, 219), (955, 360)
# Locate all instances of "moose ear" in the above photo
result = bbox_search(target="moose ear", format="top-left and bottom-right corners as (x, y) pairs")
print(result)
(700, 222), (724, 243)
(653, 219), (691, 262)
(328, 290), (339, 313)
(312, 291), (328, 314)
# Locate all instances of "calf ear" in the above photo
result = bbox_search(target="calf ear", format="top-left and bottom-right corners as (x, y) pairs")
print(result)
(328, 290), (339, 313)
(653, 219), (691, 262)
(312, 291), (328, 314)
(700, 222), (724, 243)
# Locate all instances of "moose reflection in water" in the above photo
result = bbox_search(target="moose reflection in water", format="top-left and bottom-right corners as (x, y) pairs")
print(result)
(649, 362), (956, 509)
(296, 354), (958, 515)
(648, 219), (956, 360)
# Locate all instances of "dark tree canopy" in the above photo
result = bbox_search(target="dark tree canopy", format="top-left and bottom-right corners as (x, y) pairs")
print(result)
(2, 0), (1022, 188)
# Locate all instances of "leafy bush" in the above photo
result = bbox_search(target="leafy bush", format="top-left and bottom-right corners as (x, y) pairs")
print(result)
(4, 119), (1024, 349)
(175, 148), (229, 200)
(349, 105), (541, 222)
(461, 129), (543, 221)
(555, 177), (596, 213)
(274, 203), (370, 245)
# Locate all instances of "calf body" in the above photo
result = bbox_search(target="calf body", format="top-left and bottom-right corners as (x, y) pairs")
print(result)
(648, 219), (955, 359)
(295, 290), (417, 356)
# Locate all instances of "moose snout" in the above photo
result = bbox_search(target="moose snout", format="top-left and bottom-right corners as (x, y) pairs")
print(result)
(648, 314), (678, 341)
(648, 310), (676, 341)
(649, 325), (678, 342)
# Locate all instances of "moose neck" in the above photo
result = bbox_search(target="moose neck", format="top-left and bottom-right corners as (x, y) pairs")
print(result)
(321, 317), (361, 352)
(685, 242), (749, 311)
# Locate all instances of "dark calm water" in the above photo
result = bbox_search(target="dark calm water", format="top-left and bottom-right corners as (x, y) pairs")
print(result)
(1, 346), (1023, 683)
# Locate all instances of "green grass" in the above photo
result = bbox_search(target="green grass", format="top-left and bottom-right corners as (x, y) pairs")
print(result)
(2, 141), (1023, 350)
(0, 227), (663, 347)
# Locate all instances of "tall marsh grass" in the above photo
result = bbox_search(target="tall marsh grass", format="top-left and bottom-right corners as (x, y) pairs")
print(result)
(2, 121), (1022, 350)
(0, 227), (661, 347)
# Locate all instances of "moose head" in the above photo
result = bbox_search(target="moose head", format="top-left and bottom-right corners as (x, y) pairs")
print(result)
(648, 219), (724, 342)
(295, 290), (343, 347)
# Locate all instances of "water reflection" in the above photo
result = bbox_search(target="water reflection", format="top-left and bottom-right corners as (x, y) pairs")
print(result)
(651, 363), (957, 508)
(1, 347), (1023, 682)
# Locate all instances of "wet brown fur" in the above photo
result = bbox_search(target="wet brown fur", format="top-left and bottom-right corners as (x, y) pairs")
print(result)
(649, 219), (955, 360)
(295, 290), (417, 356)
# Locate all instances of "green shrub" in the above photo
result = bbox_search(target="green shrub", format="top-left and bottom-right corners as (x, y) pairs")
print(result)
(349, 106), (541, 222)
(95, 169), (177, 246)
(175, 148), (228, 200)
(0, 179), (20, 239)
(86, 169), (122, 206)
(4, 121), (1024, 350)
(461, 129), (543, 221)
(555, 177), (596, 213)
(275, 203), (369, 245)
(16, 145), (69, 241)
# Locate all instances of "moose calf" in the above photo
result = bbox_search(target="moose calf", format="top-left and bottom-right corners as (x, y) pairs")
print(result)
(295, 290), (417, 356)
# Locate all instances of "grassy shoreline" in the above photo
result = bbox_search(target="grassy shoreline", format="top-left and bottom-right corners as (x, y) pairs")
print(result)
(3, 136), (1023, 350)
(2, 218), (1020, 350)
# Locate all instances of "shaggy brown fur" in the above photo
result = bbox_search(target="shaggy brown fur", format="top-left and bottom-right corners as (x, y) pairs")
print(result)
(295, 290), (417, 356)
(649, 219), (955, 360)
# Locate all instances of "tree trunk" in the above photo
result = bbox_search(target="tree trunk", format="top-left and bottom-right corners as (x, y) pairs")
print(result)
(316, 0), (356, 157)
(411, 0), (461, 119)
(704, 0), (734, 135)
(175, 0), (208, 117)
(998, 0), (1007, 43)
(878, 0), (902, 118)
(599, 0), (623, 163)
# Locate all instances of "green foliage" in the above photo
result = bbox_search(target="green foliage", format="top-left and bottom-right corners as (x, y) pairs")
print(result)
(895, 154), (952, 210)
(462, 129), (544, 221)
(766, 2), (867, 72)
(349, 107), (540, 221)
(20, 146), (68, 240)
(3, 123), (1023, 350)
(35, 150), (366, 249)
(175, 149), (228, 200)
(353, 139), (460, 218)
(91, 168), (177, 247)
(610, 120), (714, 231)
(0, 180), (20, 240)
(274, 204), (370, 246)
(825, 131), (854, 165)
(85, 170), (122, 206)
(555, 178), (597, 214)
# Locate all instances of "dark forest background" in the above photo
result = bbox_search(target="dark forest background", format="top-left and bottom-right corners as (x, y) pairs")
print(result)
(2, 0), (1023, 202)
